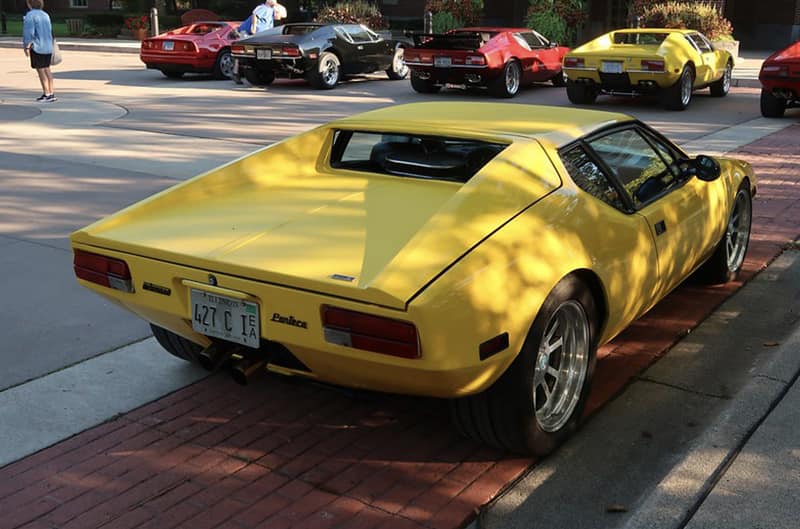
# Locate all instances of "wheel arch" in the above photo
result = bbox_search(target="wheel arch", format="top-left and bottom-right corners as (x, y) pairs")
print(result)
(565, 268), (609, 341)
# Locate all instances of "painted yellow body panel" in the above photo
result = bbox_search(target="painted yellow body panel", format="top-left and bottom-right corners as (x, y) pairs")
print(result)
(563, 28), (732, 89)
(71, 102), (755, 398)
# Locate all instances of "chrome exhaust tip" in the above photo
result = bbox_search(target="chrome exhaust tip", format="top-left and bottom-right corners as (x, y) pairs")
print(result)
(198, 343), (233, 371)
(231, 358), (266, 386)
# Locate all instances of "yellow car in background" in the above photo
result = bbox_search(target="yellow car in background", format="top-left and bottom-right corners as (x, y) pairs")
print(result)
(71, 103), (754, 455)
(563, 28), (733, 110)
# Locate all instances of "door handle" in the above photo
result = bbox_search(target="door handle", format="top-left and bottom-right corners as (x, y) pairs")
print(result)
(655, 220), (667, 235)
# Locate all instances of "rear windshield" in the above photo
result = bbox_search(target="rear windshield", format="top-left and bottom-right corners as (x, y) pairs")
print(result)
(282, 24), (320, 36)
(613, 32), (669, 45)
(180, 23), (226, 35)
(413, 31), (496, 50)
(330, 131), (507, 183)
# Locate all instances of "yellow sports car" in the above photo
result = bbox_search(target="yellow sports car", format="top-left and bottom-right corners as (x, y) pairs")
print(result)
(563, 28), (734, 110)
(71, 103), (755, 455)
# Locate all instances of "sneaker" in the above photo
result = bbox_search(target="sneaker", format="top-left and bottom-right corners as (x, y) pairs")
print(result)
(44, 94), (57, 103)
(35, 94), (47, 102)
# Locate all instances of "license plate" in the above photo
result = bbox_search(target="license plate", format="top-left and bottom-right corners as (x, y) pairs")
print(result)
(190, 289), (260, 348)
(162, 41), (174, 51)
(256, 48), (272, 60)
(601, 61), (623, 74)
(434, 56), (452, 68)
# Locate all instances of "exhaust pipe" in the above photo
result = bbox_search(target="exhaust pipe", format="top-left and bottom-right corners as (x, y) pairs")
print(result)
(198, 343), (234, 371)
(231, 358), (266, 385)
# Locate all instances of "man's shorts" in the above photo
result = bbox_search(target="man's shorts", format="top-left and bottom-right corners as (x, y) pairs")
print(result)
(30, 50), (52, 69)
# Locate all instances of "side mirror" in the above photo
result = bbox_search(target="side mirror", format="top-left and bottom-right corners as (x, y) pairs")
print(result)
(691, 154), (721, 181)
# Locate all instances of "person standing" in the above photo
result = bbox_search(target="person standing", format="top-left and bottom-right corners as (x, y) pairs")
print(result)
(22, 0), (55, 102)
(270, 0), (287, 25)
(232, 1), (275, 84)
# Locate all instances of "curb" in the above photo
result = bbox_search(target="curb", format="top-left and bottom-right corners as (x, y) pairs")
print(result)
(0, 40), (139, 54)
(621, 287), (800, 529)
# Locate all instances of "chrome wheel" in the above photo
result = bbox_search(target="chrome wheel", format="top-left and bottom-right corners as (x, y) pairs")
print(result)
(680, 70), (692, 107)
(321, 55), (340, 86)
(725, 189), (752, 272)
(533, 300), (590, 433)
(722, 63), (731, 93)
(506, 61), (520, 95)
(393, 48), (408, 78)
(219, 52), (235, 79)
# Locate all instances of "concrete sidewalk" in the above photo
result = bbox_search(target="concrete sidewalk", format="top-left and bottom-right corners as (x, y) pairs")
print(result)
(0, 36), (140, 54)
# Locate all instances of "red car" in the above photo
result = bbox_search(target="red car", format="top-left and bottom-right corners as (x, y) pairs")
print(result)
(141, 21), (239, 79)
(759, 40), (800, 117)
(404, 27), (570, 98)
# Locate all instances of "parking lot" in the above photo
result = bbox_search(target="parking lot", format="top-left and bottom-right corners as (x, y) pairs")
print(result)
(1, 46), (799, 529)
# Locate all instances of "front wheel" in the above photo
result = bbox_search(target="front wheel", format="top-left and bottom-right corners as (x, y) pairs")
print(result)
(760, 88), (787, 118)
(450, 276), (598, 455)
(308, 51), (340, 89)
(662, 66), (694, 110)
(697, 182), (752, 284)
(709, 61), (732, 97)
(386, 46), (409, 80)
(410, 71), (441, 93)
(490, 60), (521, 98)
(243, 68), (275, 86)
(566, 80), (597, 104)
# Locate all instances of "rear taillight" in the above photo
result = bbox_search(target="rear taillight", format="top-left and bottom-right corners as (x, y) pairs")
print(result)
(641, 59), (665, 71)
(142, 40), (151, 49)
(564, 56), (584, 68)
(73, 249), (134, 292)
(762, 64), (789, 77)
(419, 53), (433, 64)
(280, 46), (301, 57)
(231, 44), (245, 54)
(404, 52), (418, 62)
(465, 54), (486, 65)
(321, 306), (420, 359)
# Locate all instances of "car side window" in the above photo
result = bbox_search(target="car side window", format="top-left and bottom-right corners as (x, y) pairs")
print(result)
(561, 145), (626, 211)
(343, 25), (373, 43)
(588, 128), (677, 208)
(520, 32), (546, 48)
(687, 34), (712, 53)
(696, 33), (715, 52)
(512, 33), (532, 51)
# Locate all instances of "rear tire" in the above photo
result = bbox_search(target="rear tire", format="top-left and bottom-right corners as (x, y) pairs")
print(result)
(566, 80), (597, 104)
(490, 60), (521, 98)
(760, 88), (787, 118)
(308, 51), (340, 89)
(243, 68), (275, 86)
(709, 61), (731, 97)
(662, 66), (694, 110)
(151, 324), (203, 363)
(213, 49), (235, 80)
(450, 276), (598, 455)
(696, 182), (752, 284)
(410, 71), (441, 93)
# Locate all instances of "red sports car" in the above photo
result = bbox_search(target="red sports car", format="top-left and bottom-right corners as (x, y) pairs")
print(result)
(404, 27), (570, 98)
(759, 39), (800, 117)
(141, 21), (240, 79)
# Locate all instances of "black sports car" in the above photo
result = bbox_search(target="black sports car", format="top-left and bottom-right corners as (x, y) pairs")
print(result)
(230, 23), (409, 89)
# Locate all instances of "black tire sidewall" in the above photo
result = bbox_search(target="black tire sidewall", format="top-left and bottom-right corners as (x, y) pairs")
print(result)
(513, 277), (599, 455)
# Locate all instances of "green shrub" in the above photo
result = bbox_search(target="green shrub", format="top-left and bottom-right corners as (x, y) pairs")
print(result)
(633, 1), (733, 40)
(525, 0), (586, 45)
(432, 11), (462, 33)
(314, 1), (387, 29)
(425, 0), (483, 29)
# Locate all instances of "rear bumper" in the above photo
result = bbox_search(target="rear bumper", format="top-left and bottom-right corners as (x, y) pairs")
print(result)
(407, 64), (502, 86)
(564, 67), (679, 91)
(71, 242), (506, 398)
(760, 76), (800, 100)
(234, 56), (312, 78)
(141, 51), (217, 72)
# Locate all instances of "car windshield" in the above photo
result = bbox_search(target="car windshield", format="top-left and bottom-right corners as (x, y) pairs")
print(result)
(613, 32), (670, 45)
(179, 23), (225, 35)
(331, 131), (507, 183)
